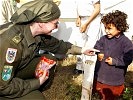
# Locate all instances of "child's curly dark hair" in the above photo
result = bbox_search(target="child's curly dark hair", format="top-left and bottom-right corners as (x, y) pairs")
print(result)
(101, 10), (129, 32)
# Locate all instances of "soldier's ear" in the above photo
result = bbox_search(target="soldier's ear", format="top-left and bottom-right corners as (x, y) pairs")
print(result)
(37, 22), (43, 28)
(38, 22), (47, 29)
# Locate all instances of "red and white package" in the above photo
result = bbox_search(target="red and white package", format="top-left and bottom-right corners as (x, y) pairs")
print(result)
(35, 56), (56, 78)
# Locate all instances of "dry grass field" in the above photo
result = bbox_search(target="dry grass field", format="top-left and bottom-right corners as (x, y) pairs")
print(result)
(43, 56), (133, 100)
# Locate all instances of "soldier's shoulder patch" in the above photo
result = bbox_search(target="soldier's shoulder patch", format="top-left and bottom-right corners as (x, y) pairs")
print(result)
(12, 33), (23, 44)
(2, 65), (13, 81)
(6, 48), (17, 63)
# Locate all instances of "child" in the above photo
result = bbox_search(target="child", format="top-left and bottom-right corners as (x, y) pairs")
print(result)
(93, 10), (133, 100)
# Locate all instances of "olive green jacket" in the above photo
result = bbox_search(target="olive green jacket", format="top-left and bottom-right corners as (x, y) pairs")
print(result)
(0, 23), (82, 98)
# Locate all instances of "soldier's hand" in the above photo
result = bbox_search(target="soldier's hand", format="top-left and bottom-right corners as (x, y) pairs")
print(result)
(39, 70), (49, 85)
(82, 48), (100, 56)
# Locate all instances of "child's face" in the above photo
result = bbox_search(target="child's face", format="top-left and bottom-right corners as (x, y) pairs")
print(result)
(104, 24), (120, 38)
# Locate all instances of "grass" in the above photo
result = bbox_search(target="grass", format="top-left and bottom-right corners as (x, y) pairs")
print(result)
(43, 56), (133, 100)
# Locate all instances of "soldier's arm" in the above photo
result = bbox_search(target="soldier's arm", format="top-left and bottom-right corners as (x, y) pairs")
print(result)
(0, 33), (40, 98)
(40, 35), (82, 55)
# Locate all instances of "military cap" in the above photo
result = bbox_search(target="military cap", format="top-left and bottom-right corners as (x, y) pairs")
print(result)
(10, 0), (61, 24)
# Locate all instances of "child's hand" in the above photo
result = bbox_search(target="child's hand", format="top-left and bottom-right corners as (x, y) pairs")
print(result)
(105, 57), (113, 65)
(98, 53), (104, 61)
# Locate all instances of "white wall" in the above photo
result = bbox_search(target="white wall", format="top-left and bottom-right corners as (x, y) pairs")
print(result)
(52, 0), (78, 44)
(58, 0), (77, 18)
(52, 22), (78, 43)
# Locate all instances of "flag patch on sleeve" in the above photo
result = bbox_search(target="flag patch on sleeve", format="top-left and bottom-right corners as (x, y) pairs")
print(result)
(2, 65), (13, 81)
(6, 48), (17, 63)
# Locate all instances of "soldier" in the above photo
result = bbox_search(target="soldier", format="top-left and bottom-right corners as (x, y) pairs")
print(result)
(0, 0), (97, 99)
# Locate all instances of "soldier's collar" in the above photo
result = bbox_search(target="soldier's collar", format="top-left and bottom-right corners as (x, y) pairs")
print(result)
(24, 25), (41, 47)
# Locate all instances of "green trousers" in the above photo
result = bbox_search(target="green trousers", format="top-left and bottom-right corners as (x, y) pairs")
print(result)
(0, 90), (45, 100)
